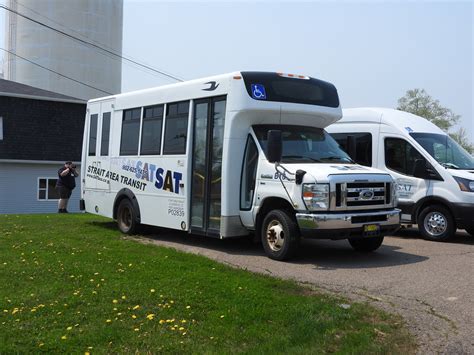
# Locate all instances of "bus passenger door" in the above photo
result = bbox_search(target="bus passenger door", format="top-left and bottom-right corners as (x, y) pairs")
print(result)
(95, 100), (114, 192)
(190, 96), (226, 236)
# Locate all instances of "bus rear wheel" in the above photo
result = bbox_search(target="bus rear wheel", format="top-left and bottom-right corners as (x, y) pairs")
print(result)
(417, 205), (454, 242)
(117, 199), (139, 234)
(261, 209), (300, 261)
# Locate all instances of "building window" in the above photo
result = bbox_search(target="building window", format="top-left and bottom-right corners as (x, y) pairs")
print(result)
(141, 104), (164, 155)
(88, 114), (98, 156)
(101, 112), (111, 156)
(0, 116), (3, 141)
(38, 178), (60, 200)
(163, 101), (189, 155)
(120, 108), (141, 155)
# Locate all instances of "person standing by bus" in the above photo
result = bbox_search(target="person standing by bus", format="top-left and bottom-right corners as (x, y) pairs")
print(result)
(56, 161), (78, 213)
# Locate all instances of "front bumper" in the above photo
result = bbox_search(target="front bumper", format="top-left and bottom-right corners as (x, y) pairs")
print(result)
(296, 209), (401, 239)
(451, 203), (474, 230)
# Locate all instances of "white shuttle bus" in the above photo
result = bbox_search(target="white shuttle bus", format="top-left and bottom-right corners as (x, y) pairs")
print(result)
(328, 108), (474, 241)
(81, 72), (400, 260)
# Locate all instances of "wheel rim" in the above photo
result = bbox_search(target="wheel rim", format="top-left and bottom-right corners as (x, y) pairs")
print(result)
(119, 205), (132, 231)
(424, 211), (447, 237)
(266, 220), (285, 252)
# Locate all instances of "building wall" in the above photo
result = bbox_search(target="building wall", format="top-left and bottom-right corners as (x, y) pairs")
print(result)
(5, 0), (123, 100)
(0, 162), (82, 214)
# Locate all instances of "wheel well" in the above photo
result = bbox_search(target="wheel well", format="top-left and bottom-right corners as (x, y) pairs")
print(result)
(256, 197), (295, 234)
(113, 189), (141, 222)
(415, 198), (454, 225)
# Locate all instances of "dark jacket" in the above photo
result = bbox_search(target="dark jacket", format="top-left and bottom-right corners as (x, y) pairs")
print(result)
(57, 167), (76, 189)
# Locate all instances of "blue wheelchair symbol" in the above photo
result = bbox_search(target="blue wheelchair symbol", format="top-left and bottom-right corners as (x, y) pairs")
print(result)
(251, 84), (267, 100)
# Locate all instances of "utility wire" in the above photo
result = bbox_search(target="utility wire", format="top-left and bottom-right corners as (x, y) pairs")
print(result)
(9, 0), (173, 82)
(0, 48), (114, 95)
(0, 3), (184, 82)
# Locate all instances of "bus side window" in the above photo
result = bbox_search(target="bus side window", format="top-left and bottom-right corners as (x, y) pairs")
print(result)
(331, 132), (372, 166)
(100, 112), (111, 156)
(141, 104), (164, 155)
(88, 114), (98, 156)
(120, 108), (141, 155)
(163, 101), (189, 155)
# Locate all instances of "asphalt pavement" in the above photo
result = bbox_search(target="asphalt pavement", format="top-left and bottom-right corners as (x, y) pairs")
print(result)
(126, 227), (474, 354)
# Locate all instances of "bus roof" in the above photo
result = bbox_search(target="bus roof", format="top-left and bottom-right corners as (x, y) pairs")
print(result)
(340, 107), (446, 136)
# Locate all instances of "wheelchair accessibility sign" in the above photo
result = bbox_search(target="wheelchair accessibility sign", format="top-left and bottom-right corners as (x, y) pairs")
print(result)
(251, 84), (267, 100)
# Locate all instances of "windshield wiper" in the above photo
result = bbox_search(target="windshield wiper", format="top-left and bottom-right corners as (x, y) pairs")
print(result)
(320, 156), (355, 163)
(441, 162), (460, 169)
(282, 155), (321, 162)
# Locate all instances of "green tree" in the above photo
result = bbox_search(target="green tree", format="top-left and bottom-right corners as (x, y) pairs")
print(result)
(449, 128), (474, 154)
(397, 88), (473, 153)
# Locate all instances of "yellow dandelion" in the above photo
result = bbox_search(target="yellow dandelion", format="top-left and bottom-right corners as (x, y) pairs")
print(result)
(134, 328), (139, 332)
(182, 332), (187, 336)
(128, 263), (133, 267)
(146, 314), (155, 320)
(133, 305), (140, 310)
(61, 335), (67, 340)
(132, 315), (137, 319)
(181, 320), (187, 323)
(38, 343), (44, 347)
(106, 319), (112, 323)
(159, 319), (165, 324)
(67, 326), (72, 331)
(186, 305), (191, 309)
(112, 299), (118, 304)
(179, 327), (185, 331)
(92, 291), (97, 294)
(220, 315), (225, 318)
(85, 352), (90, 355)
(150, 289), (155, 293)
(121, 295), (126, 300)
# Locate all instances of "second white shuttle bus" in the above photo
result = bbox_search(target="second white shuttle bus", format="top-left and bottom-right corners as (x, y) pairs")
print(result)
(81, 72), (400, 260)
(328, 108), (474, 241)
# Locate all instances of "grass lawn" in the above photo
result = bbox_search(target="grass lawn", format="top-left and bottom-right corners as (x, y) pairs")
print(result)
(0, 214), (415, 354)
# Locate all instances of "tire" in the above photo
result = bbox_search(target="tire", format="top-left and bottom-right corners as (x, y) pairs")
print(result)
(261, 209), (300, 261)
(349, 236), (384, 252)
(417, 205), (455, 242)
(117, 199), (139, 234)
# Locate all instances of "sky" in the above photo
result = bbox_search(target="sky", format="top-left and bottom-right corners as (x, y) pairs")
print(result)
(121, 1), (474, 142)
(1, 1), (473, 142)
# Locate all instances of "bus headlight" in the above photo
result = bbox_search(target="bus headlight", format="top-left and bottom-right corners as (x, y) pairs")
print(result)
(303, 184), (329, 210)
(453, 176), (474, 192)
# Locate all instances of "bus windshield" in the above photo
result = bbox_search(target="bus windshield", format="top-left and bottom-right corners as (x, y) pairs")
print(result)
(410, 133), (474, 170)
(254, 125), (353, 164)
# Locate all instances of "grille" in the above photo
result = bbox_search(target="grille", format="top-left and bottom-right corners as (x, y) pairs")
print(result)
(335, 182), (391, 209)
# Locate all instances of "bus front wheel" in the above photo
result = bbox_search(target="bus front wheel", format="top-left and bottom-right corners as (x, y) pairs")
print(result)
(117, 199), (139, 234)
(261, 209), (300, 261)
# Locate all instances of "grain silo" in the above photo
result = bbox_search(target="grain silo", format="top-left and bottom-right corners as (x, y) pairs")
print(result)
(4, 0), (123, 100)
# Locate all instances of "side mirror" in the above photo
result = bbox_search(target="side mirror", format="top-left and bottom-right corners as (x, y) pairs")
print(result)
(413, 159), (426, 178)
(267, 130), (282, 163)
(413, 159), (443, 180)
(346, 135), (357, 161)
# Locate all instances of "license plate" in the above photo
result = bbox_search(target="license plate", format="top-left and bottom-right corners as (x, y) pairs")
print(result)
(363, 224), (380, 236)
